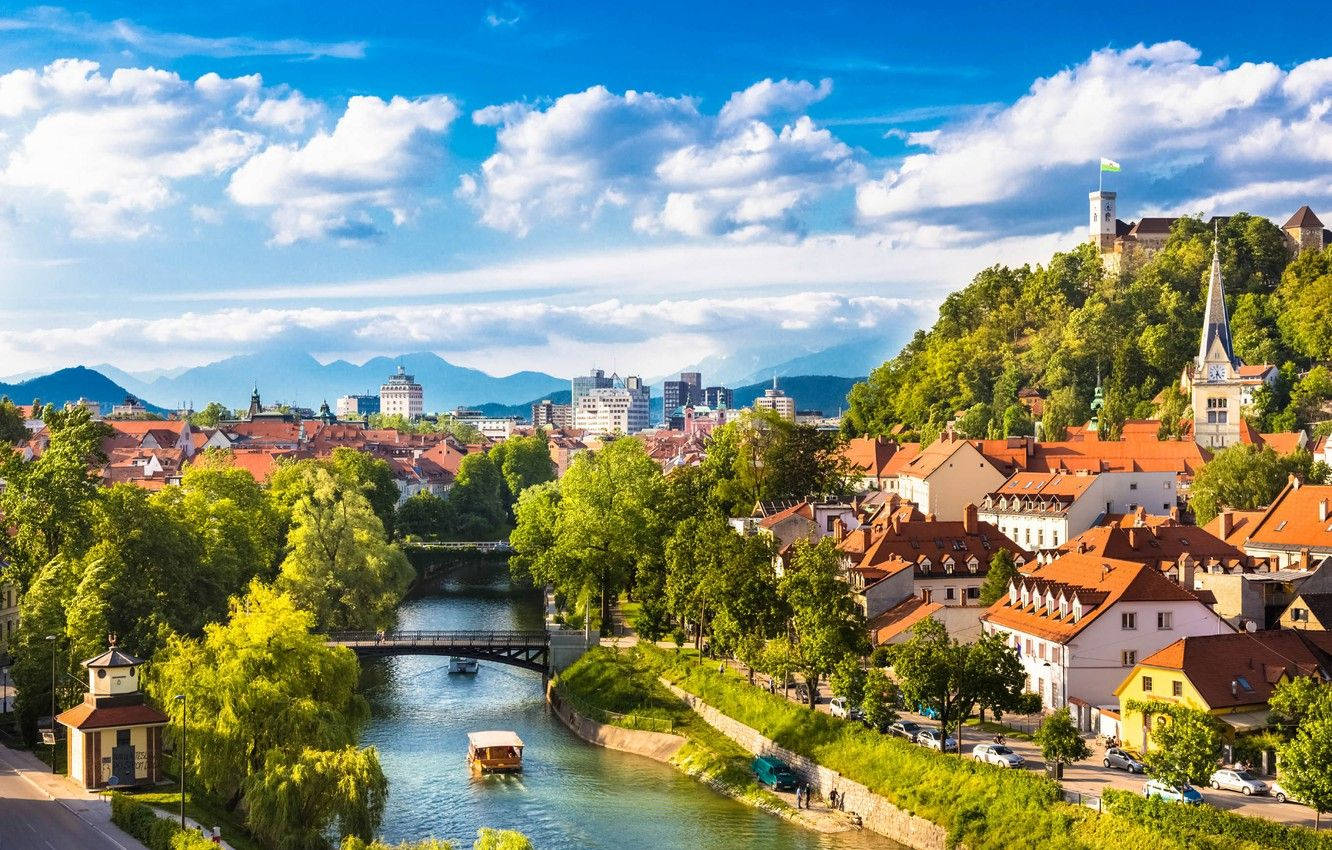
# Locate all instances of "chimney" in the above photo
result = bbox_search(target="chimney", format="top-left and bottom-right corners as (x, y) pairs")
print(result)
(1169, 505), (1181, 523)
(1077, 541), (1087, 554)
(833, 517), (846, 542)
(1127, 527), (1139, 550)
(963, 503), (979, 534)
(1290, 473), (1301, 489)
(1181, 555), (1196, 591)
(1300, 548), (1311, 570)
(925, 512), (936, 523)
(1219, 510), (1233, 540)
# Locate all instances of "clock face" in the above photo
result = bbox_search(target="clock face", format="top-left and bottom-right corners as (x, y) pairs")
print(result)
(1207, 364), (1227, 381)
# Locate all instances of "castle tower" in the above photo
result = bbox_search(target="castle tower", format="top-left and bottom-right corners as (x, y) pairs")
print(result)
(1283, 206), (1325, 253)
(1089, 190), (1117, 251)
(1191, 232), (1243, 449)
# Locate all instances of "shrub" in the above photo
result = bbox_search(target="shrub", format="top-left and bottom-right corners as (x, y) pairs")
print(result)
(109, 792), (216, 850)
(1103, 789), (1332, 850)
(148, 817), (178, 850)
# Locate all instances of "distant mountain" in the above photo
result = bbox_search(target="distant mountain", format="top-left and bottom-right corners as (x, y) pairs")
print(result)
(730, 375), (862, 416)
(0, 366), (169, 414)
(99, 349), (567, 412)
(667, 333), (910, 388)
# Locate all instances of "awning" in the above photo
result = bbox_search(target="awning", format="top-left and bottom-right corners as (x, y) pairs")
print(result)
(1220, 710), (1272, 732)
(468, 731), (524, 749)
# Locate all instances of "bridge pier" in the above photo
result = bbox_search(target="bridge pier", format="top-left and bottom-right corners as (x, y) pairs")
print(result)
(546, 624), (596, 675)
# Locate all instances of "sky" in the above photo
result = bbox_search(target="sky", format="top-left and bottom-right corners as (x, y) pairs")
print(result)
(1, 2), (1331, 379)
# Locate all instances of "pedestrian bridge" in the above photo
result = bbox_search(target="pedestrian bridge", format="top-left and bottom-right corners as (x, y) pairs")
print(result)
(327, 629), (568, 674)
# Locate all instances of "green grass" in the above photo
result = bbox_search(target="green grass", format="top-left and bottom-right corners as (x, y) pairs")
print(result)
(130, 789), (262, 850)
(644, 643), (1320, 850)
(964, 718), (1036, 741)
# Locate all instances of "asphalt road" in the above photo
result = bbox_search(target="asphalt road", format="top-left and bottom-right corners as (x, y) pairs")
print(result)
(0, 751), (135, 850)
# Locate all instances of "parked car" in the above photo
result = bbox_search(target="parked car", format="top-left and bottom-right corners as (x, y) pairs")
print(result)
(1271, 781), (1304, 805)
(1209, 769), (1268, 796)
(1103, 747), (1145, 773)
(1143, 779), (1204, 805)
(915, 728), (959, 752)
(830, 697), (861, 719)
(971, 743), (1025, 768)
(752, 755), (797, 791)
(888, 721), (922, 740)
(794, 683), (811, 703)
(917, 703), (939, 720)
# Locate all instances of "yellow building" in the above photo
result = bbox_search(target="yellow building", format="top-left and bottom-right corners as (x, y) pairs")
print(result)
(1114, 631), (1332, 754)
(56, 642), (168, 789)
(1279, 560), (1332, 630)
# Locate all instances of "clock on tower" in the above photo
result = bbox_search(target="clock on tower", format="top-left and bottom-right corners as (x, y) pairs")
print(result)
(1207, 364), (1227, 381)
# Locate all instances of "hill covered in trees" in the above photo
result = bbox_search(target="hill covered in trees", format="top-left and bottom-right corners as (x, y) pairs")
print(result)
(842, 215), (1332, 441)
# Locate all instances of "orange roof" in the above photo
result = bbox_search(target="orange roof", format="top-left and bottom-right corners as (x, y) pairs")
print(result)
(1202, 510), (1267, 548)
(900, 436), (977, 480)
(982, 552), (1215, 643)
(869, 596), (943, 645)
(989, 470), (1099, 500)
(1243, 481), (1332, 552)
(1257, 432), (1304, 455)
(57, 700), (168, 731)
(1130, 631), (1332, 709)
(975, 433), (1208, 477)
(842, 437), (906, 477)
(842, 512), (1028, 579)
(1058, 522), (1244, 567)
(104, 420), (186, 437)
(758, 501), (815, 529)
(217, 448), (301, 482)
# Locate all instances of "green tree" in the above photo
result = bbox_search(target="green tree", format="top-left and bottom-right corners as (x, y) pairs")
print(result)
(246, 746), (387, 850)
(0, 396), (30, 443)
(276, 467), (413, 631)
(978, 549), (1018, 606)
(1269, 676), (1332, 735)
(829, 655), (868, 706)
(450, 452), (508, 536)
(1278, 713), (1332, 829)
(894, 619), (1025, 751)
(188, 401), (232, 428)
(860, 668), (900, 731)
(778, 538), (866, 708)
(488, 433), (554, 507)
(1189, 445), (1325, 524)
(1142, 706), (1221, 787)
(8, 558), (83, 743)
(472, 829), (534, 850)
(1033, 706), (1091, 770)
(325, 448), (400, 538)
(148, 583), (370, 813)
(395, 490), (455, 540)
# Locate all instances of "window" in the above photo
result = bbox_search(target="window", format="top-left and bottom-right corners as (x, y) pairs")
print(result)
(1121, 612), (1137, 630)
(1025, 638), (1033, 656)
(1172, 681), (1183, 697)
(1037, 529), (1044, 546)
(1121, 650), (1137, 667)
(1235, 676), (1253, 692)
(945, 587), (956, 601)
(1157, 612), (1173, 630)
(1039, 643), (1046, 660)
(1292, 608), (1308, 621)
(1141, 676), (1153, 692)
(1130, 482), (1138, 491)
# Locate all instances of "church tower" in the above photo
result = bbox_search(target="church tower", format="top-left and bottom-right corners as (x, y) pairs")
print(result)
(1190, 232), (1244, 449)
(1089, 190), (1117, 251)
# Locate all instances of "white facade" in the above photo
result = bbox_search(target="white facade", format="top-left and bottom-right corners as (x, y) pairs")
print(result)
(380, 366), (424, 420)
(753, 387), (796, 421)
(574, 387), (648, 434)
(980, 471), (1177, 553)
(455, 415), (521, 440)
(985, 593), (1230, 714)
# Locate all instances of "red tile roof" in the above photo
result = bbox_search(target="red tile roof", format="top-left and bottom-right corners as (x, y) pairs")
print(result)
(869, 596), (943, 645)
(841, 512), (1028, 579)
(1242, 481), (1332, 552)
(1132, 630), (1332, 709)
(57, 700), (168, 731)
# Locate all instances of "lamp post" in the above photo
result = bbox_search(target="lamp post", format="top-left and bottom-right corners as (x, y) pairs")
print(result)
(174, 693), (186, 831)
(44, 634), (56, 773)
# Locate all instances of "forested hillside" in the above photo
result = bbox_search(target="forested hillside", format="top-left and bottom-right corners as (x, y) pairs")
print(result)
(842, 215), (1332, 441)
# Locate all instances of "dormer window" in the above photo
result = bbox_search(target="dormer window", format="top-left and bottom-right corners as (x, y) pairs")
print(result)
(1009, 582), (1018, 605)
(967, 557), (979, 573)
(920, 558), (931, 572)
(944, 558), (955, 574)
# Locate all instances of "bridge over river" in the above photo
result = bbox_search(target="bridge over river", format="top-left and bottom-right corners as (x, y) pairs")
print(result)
(327, 627), (591, 676)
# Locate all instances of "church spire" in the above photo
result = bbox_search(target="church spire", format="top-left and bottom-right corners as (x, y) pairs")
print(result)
(1197, 223), (1235, 367)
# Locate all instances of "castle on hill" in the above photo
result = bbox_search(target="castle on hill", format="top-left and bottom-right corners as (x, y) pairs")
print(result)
(1089, 190), (1330, 272)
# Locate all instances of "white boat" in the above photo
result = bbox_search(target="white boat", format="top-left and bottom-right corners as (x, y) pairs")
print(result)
(449, 656), (479, 674)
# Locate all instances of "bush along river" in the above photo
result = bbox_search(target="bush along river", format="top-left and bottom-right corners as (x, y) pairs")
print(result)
(357, 557), (902, 849)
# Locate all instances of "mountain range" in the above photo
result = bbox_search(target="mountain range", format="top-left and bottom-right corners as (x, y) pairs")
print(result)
(0, 367), (170, 415)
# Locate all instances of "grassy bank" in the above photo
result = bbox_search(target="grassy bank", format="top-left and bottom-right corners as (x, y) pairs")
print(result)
(553, 646), (787, 812)
(646, 644), (1322, 850)
(130, 789), (262, 850)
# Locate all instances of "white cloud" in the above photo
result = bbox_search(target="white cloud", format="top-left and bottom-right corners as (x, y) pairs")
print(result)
(856, 41), (1332, 230)
(0, 7), (365, 59)
(227, 95), (459, 244)
(467, 80), (859, 238)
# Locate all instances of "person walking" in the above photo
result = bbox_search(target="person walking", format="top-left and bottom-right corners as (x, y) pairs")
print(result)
(795, 784), (803, 809)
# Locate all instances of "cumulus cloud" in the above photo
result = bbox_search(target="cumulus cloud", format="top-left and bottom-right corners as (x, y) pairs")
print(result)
(856, 41), (1332, 232)
(465, 79), (859, 238)
(227, 94), (459, 244)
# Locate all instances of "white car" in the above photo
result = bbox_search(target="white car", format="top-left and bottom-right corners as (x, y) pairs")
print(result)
(971, 743), (1025, 768)
(830, 697), (849, 718)
(1271, 781), (1304, 805)
(1209, 768), (1268, 796)
(915, 728), (958, 752)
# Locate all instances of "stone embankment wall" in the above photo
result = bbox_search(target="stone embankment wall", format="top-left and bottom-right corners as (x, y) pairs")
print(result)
(547, 684), (685, 763)
(662, 680), (950, 850)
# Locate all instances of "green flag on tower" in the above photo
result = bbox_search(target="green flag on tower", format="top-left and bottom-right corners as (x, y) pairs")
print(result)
(1100, 157), (1121, 172)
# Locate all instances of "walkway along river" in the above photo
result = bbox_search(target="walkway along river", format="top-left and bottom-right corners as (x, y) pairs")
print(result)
(357, 557), (902, 849)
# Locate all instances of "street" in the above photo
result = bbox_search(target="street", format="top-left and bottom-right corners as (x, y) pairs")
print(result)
(0, 745), (142, 850)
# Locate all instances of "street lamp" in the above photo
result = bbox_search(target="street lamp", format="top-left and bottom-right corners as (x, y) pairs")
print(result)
(173, 693), (186, 832)
(44, 634), (56, 774)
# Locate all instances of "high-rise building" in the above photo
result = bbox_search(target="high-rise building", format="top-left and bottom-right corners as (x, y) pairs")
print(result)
(752, 378), (796, 421)
(571, 369), (614, 412)
(662, 371), (704, 423)
(702, 385), (733, 409)
(380, 365), (424, 419)
(531, 399), (572, 429)
(336, 394), (380, 419)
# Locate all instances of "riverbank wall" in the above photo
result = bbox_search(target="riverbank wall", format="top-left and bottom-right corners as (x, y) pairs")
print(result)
(546, 683), (686, 762)
(662, 680), (951, 850)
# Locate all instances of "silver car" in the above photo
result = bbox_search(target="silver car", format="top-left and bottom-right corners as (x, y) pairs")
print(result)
(971, 743), (1025, 767)
(1271, 781), (1304, 804)
(1209, 768), (1268, 796)
(916, 728), (958, 752)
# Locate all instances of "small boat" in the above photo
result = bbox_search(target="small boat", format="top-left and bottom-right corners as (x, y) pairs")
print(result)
(448, 657), (479, 674)
(468, 730), (524, 773)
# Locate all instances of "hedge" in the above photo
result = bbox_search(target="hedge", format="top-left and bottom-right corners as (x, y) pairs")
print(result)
(109, 793), (215, 850)
(1103, 789), (1332, 850)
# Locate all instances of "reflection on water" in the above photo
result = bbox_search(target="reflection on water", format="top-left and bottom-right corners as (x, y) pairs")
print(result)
(360, 560), (903, 849)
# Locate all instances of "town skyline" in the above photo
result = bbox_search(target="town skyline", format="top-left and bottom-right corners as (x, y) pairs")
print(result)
(5, 3), (1332, 376)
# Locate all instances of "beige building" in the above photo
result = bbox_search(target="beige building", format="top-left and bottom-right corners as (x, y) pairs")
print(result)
(379, 365), (424, 420)
(886, 434), (1008, 521)
(56, 643), (168, 789)
(0, 583), (18, 655)
(752, 380), (796, 421)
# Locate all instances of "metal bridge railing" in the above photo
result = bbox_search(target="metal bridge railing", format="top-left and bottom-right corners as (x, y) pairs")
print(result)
(327, 630), (548, 647)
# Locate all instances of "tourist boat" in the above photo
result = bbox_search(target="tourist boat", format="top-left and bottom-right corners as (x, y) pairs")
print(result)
(467, 730), (524, 773)
(448, 656), (479, 674)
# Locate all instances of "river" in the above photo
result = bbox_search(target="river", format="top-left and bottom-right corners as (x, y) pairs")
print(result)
(358, 558), (904, 849)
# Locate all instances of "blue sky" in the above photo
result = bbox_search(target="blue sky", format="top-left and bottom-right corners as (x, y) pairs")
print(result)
(1, 2), (1330, 379)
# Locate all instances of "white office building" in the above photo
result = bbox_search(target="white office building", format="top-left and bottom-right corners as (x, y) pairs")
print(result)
(575, 387), (649, 434)
(380, 366), (424, 419)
